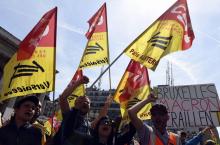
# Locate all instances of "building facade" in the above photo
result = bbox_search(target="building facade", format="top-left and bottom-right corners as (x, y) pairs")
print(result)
(0, 26), (20, 111)
(86, 88), (120, 120)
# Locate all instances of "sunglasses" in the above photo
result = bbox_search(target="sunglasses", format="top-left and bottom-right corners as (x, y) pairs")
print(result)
(100, 119), (112, 125)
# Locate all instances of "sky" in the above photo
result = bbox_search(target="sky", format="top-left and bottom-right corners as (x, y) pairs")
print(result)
(1, 0), (220, 132)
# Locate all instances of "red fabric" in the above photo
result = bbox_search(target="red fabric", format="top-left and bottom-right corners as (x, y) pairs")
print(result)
(17, 7), (57, 60)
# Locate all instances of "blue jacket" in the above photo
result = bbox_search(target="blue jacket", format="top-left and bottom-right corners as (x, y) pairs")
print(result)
(182, 132), (203, 145)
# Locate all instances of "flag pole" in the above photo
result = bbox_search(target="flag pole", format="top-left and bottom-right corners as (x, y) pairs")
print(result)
(90, 14), (159, 88)
(105, 3), (112, 93)
(90, 50), (124, 88)
(52, 7), (58, 135)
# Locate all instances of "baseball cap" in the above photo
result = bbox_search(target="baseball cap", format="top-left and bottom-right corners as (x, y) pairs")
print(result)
(14, 96), (39, 108)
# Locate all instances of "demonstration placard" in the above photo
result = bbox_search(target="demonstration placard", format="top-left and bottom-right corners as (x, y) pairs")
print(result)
(156, 84), (220, 128)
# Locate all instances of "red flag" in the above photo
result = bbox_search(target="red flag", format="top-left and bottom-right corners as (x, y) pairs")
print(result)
(114, 60), (152, 121)
(85, 3), (107, 39)
(67, 69), (85, 107)
(17, 7), (57, 60)
(157, 0), (194, 50)
(115, 60), (150, 103)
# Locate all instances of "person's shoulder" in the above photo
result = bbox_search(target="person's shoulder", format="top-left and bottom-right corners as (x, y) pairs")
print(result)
(27, 124), (42, 133)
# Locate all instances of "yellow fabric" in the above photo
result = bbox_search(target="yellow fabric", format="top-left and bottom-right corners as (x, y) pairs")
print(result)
(125, 20), (183, 70)
(55, 109), (63, 121)
(33, 121), (47, 145)
(43, 119), (53, 136)
(0, 47), (55, 101)
(114, 60), (151, 122)
(67, 84), (85, 108)
(66, 69), (85, 108)
(79, 32), (109, 68)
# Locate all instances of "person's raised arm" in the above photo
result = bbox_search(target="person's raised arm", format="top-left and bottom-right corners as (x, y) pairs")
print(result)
(91, 95), (113, 129)
(59, 76), (89, 114)
(128, 93), (157, 130)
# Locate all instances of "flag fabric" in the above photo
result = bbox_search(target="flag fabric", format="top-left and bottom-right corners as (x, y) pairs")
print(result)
(124, 0), (194, 70)
(79, 3), (109, 69)
(114, 60), (152, 123)
(0, 7), (57, 101)
(44, 114), (61, 136)
(67, 69), (86, 108)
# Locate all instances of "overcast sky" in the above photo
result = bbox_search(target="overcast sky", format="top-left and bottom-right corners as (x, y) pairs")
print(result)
(0, 0), (220, 101)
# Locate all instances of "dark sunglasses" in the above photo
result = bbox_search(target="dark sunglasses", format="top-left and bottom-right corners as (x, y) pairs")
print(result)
(100, 119), (112, 125)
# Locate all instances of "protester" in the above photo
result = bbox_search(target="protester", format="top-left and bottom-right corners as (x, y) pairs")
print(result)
(89, 115), (137, 145)
(30, 101), (48, 145)
(95, 96), (136, 144)
(31, 100), (42, 123)
(52, 75), (90, 145)
(0, 96), (42, 145)
(180, 127), (211, 145)
(128, 93), (181, 145)
(90, 116), (114, 145)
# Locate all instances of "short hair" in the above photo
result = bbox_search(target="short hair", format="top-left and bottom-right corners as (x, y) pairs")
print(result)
(14, 96), (39, 109)
(150, 104), (168, 116)
(180, 131), (187, 137)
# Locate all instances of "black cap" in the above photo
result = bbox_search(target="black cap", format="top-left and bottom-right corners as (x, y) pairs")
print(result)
(14, 96), (39, 108)
(150, 104), (168, 116)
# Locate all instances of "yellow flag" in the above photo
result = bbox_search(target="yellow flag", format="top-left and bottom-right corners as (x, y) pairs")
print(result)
(124, 0), (194, 70)
(66, 69), (85, 108)
(0, 7), (57, 101)
(79, 3), (109, 69)
(114, 60), (152, 122)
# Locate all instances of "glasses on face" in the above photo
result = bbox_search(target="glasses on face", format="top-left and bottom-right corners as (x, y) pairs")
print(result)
(100, 120), (112, 125)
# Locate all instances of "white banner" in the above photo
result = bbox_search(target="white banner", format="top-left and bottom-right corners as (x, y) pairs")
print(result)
(156, 84), (220, 128)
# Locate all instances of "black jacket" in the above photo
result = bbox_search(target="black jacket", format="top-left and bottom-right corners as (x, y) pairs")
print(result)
(0, 119), (42, 145)
(52, 108), (91, 145)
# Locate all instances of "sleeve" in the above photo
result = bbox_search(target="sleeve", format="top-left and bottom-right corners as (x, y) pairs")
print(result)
(52, 108), (79, 145)
(185, 132), (203, 145)
(137, 123), (151, 145)
(33, 127), (43, 145)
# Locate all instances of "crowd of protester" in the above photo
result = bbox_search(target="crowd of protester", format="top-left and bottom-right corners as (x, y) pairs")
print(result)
(0, 75), (218, 145)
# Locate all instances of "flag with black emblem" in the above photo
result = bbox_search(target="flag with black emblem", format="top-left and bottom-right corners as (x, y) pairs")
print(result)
(124, 0), (194, 70)
(79, 3), (109, 69)
(0, 7), (57, 101)
(114, 60), (152, 122)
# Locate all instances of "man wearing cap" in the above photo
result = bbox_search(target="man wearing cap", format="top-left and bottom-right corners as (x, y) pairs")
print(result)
(0, 96), (42, 145)
(128, 93), (181, 145)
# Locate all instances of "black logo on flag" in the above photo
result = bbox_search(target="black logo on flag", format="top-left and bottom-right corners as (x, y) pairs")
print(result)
(85, 42), (104, 55)
(9, 61), (45, 87)
(148, 32), (172, 50)
(127, 97), (141, 109)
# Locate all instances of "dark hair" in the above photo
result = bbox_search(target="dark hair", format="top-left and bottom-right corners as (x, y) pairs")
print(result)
(180, 131), (187, 137)
(93, 116), (114, 145)
(14, 96), (39, 109)
(150, 104), (168, 116)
